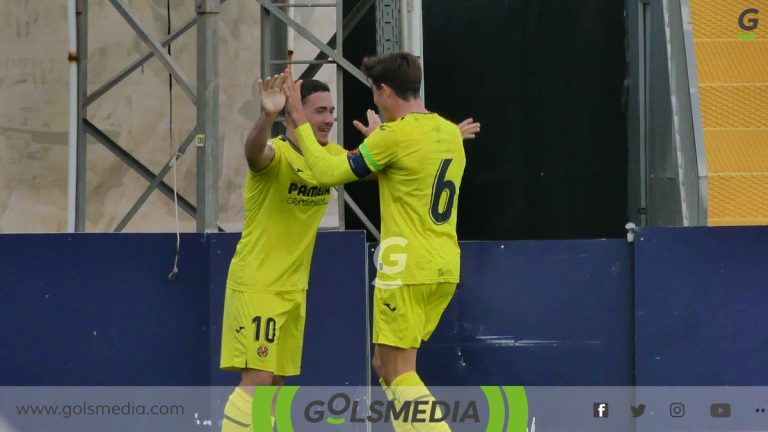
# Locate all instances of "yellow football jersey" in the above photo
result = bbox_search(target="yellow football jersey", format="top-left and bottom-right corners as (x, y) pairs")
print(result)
(226, 136), (345, 292)
(360, 113), (465, 286)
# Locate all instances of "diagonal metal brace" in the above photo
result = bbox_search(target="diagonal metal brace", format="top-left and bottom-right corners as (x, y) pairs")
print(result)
(83, 119), (198, 222)
(341, 189), (380, 240)
(86, 16), (197, 106)
(114, 129), (198, 232)
(299, 0), (374, 81)
(108, 0), (197, 103)
(87, 0), (231, 106)
(256, 0), (369, 85)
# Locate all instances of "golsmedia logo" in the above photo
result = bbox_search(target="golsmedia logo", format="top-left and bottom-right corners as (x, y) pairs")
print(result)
(304, 392), (479, 425)
(252, 386), (530, 431)
(738, 8), (760, 40)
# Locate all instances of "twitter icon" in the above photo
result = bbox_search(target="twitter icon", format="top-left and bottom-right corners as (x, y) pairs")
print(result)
(631, 404), (646, 417)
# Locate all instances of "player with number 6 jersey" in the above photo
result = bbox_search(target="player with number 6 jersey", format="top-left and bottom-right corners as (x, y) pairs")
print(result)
(357, 114), (464, 288)
(283, 52), (469, 432)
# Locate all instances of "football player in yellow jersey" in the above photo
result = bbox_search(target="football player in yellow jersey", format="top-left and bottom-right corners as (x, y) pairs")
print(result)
(283, 52), (471, 432)
(218, 74), (349, 431)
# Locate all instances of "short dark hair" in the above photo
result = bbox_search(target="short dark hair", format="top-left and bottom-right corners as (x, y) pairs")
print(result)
(360, 52), (422, 100)
(300, 79), (330, 102)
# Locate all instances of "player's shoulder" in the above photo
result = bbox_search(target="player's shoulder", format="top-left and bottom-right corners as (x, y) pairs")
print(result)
(270, 135), (289, 149)
(373, 122), (399, 135)
(425, 113), (459, 130)
(365, 122), (400, 147)
(432, 114), (462, 140)
(403, 112), (454, 130)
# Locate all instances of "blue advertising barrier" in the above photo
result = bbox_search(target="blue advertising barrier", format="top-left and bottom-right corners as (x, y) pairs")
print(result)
(0, 231), (368, 387)
(2, 226), (767, 389)
(369, 240), (635, 386)
(0, 233), (210, 386)
(634, 227), (768, 385)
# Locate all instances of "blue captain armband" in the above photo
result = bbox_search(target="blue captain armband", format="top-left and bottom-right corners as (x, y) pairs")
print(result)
(346, 147), (373, 179)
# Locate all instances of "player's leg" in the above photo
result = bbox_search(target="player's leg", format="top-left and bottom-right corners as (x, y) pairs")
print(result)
(220, 290), (293, 432)
(372, 344), (417, 385)
(261, 290), (306, 428)
(374, 345), (416, 432)
(228, 372), (285, 431)
(373, 284), (455, 432)
(221, 368), (273, 432)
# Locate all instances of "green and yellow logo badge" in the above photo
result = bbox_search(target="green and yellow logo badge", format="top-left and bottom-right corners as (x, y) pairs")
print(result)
(738, 8), (760, 40)
(252, 385), (530, 431)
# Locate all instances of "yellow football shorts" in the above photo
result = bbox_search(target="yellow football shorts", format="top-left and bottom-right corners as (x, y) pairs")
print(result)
(220, 289), (306, 376)
(373, 283), (457, 349)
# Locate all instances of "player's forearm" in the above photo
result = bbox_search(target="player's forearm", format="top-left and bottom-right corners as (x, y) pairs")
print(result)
(244, 111), (277, 164)
(294, 123), (358, 186)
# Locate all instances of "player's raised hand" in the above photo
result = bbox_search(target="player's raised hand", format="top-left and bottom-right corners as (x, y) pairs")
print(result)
(352, 109), (382, 137)
(258, 73), (286, 115)
(457, 118), (481, 140)
(281, 69), (307, 127)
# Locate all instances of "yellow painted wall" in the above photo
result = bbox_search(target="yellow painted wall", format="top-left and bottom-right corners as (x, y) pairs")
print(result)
(690, 0), (768, 225)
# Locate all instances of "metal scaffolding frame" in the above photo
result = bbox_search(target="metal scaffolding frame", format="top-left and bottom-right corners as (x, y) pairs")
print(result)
(74, 0), (416, 235)
(75, 0), (221, 232)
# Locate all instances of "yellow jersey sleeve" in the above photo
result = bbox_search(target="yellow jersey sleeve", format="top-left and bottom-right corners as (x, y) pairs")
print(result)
(359, 124), (400, 172)
(294, 123), (359, 186)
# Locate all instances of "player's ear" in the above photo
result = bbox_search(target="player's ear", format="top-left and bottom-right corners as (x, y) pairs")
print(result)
(380, 83), (393, 99)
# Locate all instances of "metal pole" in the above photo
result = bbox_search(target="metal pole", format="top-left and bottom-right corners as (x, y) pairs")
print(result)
(376, 0), (400, 54)
(67, 0), (78, 232)
(75, 0), (88, 231)
(196, 0), (221, 232)
(261, 2), (288, 136)
(400, 0), (424, 100)
(336, 0), (346, 230)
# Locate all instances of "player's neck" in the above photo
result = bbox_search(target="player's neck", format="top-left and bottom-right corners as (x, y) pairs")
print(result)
(388, 98), (428, 121)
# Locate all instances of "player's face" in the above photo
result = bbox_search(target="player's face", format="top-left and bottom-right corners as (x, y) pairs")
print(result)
(302, 91), (335, 145)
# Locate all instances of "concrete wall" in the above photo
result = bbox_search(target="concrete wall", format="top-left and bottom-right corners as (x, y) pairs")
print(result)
(0, 0), (341, 233)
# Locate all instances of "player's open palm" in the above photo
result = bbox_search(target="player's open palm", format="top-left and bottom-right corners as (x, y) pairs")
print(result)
(457, 117), (480, 140)
(353, 109), (382, 137)
(259, 73), (286, 115)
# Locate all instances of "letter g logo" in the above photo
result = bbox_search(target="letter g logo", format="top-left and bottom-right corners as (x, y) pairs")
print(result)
(739, 8), (760, 31)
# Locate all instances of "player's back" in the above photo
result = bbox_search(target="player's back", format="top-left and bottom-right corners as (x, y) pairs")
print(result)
(372, 113), (465, 287)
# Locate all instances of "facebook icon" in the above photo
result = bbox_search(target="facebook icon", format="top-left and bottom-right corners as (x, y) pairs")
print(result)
(593, 402), (609, 418)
